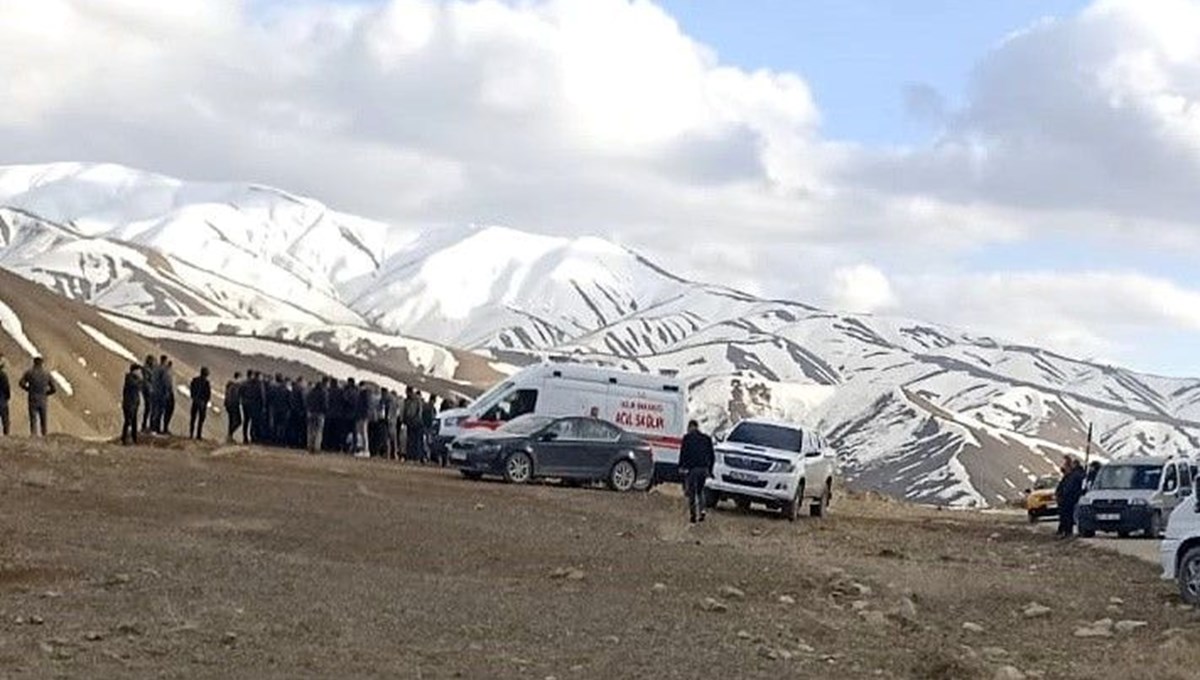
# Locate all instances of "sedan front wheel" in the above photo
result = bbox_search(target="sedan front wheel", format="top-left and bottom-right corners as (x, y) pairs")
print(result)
(503, 452), (533, 484)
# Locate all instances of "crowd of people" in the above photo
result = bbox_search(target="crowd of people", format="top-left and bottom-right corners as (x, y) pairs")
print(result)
(117, 354), (467, 463)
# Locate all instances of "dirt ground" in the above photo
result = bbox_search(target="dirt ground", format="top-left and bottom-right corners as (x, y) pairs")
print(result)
(2, 436), (1198, 679)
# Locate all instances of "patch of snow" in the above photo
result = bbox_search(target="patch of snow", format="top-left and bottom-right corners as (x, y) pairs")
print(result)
(78, 322), (140, 363)
(51, 370), (73, 396)
(0, 299), (41, 357)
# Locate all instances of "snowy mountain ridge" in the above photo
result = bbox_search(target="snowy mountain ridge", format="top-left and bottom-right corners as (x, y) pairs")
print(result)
(3, 161), (1198, 507)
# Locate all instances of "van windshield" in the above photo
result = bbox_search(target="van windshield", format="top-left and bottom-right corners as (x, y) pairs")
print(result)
(1092, 464), (1162, 491)
(472, 381), (513, 414)
(727, 423), (803, 452)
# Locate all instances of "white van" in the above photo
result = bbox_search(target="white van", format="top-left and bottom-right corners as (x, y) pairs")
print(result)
(1160, 474), (1200, 605)
(435, 363), (688, 480)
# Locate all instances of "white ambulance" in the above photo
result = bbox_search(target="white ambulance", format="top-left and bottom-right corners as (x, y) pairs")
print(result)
(435, 363), (688, 481)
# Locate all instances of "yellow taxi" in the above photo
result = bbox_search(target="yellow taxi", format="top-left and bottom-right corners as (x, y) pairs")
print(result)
(1024, 475), (1059, 523)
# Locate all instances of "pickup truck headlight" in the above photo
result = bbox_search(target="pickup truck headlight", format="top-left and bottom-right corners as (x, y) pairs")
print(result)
(768, 461), (796, 474)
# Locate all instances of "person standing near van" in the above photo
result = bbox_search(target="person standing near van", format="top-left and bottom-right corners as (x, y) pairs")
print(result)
(0, 354), (11, 436)
(224, 372), (243, 444)
(1056, 457), (1086, 539)
(19, 356), (57, 437)
(679, 420), (715, 524)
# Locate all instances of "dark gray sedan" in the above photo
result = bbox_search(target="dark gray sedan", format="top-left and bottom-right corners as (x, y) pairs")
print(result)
(449, 415), (653, 492)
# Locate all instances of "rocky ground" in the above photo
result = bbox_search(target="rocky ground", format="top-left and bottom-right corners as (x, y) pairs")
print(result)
(1, 436), (1198, 679)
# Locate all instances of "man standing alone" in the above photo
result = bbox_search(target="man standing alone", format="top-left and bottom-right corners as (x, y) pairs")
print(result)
(0, 354), (11, 436)
(679, 420), (715, 524)
(19, 356), (56, 437)
(1056, 456), (1086, 539)
(121, 363), (143, 445)
(189, 367), (212, 440)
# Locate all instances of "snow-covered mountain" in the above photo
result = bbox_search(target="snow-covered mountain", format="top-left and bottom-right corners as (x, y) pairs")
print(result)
(4, 162), (1199, 506)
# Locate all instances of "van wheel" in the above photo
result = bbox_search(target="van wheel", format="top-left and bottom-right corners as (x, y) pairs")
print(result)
(1179, 547), (1200, 606)
(503, 452), (533, 484)
(811, 480), (832, 518)
(607, 460), (637, 492)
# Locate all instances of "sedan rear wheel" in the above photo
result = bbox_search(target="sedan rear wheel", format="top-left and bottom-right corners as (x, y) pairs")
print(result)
(503, 452), (533, 484)
(608, 459), (637, 492)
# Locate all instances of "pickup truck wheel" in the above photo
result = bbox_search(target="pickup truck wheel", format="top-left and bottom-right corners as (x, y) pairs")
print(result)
(734, 497), (752, 512)
(502, 452), (533, 484)
(782, 482), (804, 522)
(702, 489), (720, 509)
(811, 480), (832, 518)
(1146, 512), (1163, 538)
(1180, 547), (1200, 606)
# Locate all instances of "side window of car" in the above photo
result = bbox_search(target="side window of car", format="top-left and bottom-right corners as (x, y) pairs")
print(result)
(579, 420), (621, 441)
(546, 419), (580, 440)
(1164, 464), (1179, 493)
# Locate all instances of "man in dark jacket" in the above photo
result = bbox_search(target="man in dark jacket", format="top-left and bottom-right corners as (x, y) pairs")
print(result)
(141, 355), (157, 432)
(305, 377), (329, 454)
(189, 367), (212, 440)
(288, 377), (307, 449)
(678, 420), (716, 524)
(19, 356), (57, 437)
(121, 363), (143, 445)
(404, 388), (427, 463)
(0, 354), (11, 436)
(225, 372), (243, 444)
(267, 374), (291, 446)
(1056, 457), (1086, 538)
(156, 356), (175, 434)
(241, 371), (263, 444)
(423, 393), (441, 465)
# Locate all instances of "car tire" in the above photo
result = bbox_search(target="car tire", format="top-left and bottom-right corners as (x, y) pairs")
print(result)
(460, 470), (483, 481)
(811, 479), (832, 518)
(1146, 512), (1163, 538)
(1078, 521), (1096, 538)
(1179, 547), (1200, 606)
(734, 496), (752, 512)
(1027, 511), (1038, 524)
(502, 452), (533, 484)
(703, 489), (720, 509)
(607, 459), (637, 492)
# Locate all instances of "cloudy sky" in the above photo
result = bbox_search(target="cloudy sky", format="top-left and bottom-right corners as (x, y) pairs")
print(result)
(6, 0), (1200, 376)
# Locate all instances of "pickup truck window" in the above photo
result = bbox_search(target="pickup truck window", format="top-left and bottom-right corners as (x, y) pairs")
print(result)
(727, 423), (803, 452)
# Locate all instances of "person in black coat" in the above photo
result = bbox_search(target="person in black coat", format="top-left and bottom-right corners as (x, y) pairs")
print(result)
(189, 367), (212, 440)
(1056, 457), (1086, 538)
(121, 363), (143, 445)
(679, 420), (716, 524)
(242, 371), (265, 444)
(0, 354), (11, 436)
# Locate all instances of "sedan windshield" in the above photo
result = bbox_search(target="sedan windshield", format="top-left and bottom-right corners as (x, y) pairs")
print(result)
(727, 422), (803, 452)
(1092, 464), (1162, 491)
(499, 415), (554, 435)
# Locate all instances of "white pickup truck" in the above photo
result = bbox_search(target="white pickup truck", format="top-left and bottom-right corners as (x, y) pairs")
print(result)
(702, 418), (836, 521)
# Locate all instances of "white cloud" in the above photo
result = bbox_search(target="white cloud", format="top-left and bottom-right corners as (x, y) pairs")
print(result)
(829, 264), (897, 314)
(6, 0), (1200, 373)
